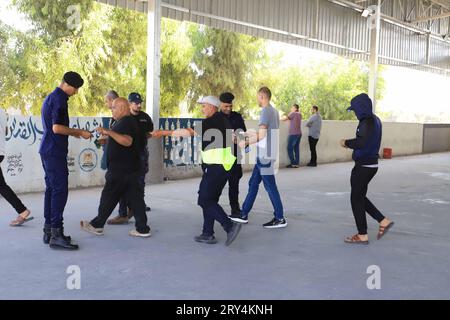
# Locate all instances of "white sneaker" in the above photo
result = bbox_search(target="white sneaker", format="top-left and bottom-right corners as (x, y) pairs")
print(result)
(80, 221), (104, 235)
(129, 229), (151, 238)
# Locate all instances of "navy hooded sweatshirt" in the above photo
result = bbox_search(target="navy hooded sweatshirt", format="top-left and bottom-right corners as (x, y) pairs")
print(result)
(345, 93), (382, 166)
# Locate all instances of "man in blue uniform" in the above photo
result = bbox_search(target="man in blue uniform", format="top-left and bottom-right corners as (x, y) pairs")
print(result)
(219, 92), (247, 219)
(39, 71), (92, 250)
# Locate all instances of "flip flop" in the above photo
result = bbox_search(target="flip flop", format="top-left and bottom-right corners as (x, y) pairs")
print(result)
(10, 215), (34, 227)
(377, 221), (395, 240)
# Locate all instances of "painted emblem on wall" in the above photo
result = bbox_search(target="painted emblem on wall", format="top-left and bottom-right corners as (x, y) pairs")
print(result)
(78, 148), (98, 172)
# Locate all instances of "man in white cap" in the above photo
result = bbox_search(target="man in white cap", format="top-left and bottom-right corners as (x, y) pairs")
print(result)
(152, 96), (242, 246)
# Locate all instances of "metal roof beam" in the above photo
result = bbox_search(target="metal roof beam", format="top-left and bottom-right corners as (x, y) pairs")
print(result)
(411, 10), (450, 23)
(429, 0), (450, 10)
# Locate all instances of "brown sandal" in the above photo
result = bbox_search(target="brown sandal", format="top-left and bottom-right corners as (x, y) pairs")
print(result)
(377, 221), (395, 240)
(344, 234), (369, 245)
(10, 212), (34, 227)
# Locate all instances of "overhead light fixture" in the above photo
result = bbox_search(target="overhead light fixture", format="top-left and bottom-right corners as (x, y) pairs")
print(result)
(362, 5), (378, 18)
(361, 8), (373, 18)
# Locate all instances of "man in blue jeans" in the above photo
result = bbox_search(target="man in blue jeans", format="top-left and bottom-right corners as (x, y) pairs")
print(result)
(282, 104), (302, 168)
(230, 87), (286, 229)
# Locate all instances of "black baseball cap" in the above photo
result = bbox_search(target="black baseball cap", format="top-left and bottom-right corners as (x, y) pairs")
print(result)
(128, 92), (143, 104)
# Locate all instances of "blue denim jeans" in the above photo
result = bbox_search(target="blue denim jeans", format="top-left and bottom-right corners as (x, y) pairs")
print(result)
(287, 134), (301, 165)
(241, 159), (284, 220)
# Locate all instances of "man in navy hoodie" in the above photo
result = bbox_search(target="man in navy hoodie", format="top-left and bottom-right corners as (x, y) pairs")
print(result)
(340, 93), (394, 245)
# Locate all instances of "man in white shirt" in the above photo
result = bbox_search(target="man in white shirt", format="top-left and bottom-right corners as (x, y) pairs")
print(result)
(0, 108), (33, 226)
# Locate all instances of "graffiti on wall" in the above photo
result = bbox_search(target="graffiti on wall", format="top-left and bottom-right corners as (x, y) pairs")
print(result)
(71, 118), (103, 140)
(6, 153), (24, 177)
(6, 117), (43, 146)
(5, 116), (106, 145)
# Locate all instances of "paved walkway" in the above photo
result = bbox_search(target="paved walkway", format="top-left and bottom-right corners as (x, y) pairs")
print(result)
(1, 153), (449, 299)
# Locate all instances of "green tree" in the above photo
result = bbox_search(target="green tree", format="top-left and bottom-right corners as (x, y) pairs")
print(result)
(12, 0), (94, 42)
(271, 66), (310, 115)
(187, 25), (269, 118)
(3, 2), (114, 115)
(2, 0), (385, 120)
(273, 59), (385, 121)
(160, 20), (194, 117)
(4, 1), (197, 117)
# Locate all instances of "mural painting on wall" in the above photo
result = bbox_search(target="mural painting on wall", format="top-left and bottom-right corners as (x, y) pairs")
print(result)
(159, 118), (203, 167)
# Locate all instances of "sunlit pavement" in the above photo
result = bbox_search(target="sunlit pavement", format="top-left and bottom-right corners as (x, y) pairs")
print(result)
(1, 153), (449, 299)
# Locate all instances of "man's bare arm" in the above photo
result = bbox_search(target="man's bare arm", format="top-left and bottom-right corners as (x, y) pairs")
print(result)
(96, 127), (132, 147)
(53, 124), (92, 139)
(238, 125), (267, 148)
(151, 128), (196, 139)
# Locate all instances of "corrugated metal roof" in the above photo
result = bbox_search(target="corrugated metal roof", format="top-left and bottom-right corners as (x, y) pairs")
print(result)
(95, 0), (450, 75)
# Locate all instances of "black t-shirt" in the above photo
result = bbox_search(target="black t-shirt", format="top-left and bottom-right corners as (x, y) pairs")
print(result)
(106, 116), (140, 174)
(133, 111), (154, 149)
(195, 111), (233, 152)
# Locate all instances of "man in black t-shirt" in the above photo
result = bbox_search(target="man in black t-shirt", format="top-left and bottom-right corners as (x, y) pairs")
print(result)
(80, 97), (151, 238)
(108, 92), (154, 225)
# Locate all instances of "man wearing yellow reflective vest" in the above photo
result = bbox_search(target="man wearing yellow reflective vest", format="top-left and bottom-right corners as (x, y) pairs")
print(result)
(152, 96), (242, 246)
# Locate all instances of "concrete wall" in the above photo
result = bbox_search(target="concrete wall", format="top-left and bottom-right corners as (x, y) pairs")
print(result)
(3, 116), (108, 194)
(163, 119), (428, 180)
(423, 124), (450, 153)
(2, 115), (447, 192)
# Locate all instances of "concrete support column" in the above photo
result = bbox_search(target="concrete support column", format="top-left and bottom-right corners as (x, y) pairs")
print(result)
(368, 0), (381, 110)
(146, 0), (164, 184)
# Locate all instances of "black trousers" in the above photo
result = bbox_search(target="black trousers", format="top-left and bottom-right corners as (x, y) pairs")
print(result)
(118, 148), (149, 216)
(308, 136), (319, 165)
(0, 156), (27, 214)
(350, 165), (385, 235)
(91, 170), (150, 234)
(228, 163), (243, 214)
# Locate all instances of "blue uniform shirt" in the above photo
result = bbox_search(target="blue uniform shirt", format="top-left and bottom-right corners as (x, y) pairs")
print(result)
(39, 87), (70, 157)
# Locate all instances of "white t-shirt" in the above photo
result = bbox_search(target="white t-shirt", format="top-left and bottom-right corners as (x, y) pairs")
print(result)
(0, 109), (7, 156)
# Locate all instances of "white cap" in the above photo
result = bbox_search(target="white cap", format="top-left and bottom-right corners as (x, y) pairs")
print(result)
(197, 96), (220, 107)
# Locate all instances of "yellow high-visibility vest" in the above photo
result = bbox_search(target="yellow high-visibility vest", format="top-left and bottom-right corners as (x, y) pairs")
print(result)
(201, 147), (237, 171)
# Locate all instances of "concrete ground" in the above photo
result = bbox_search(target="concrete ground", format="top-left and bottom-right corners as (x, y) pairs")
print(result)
(1, 152), (449, 300)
